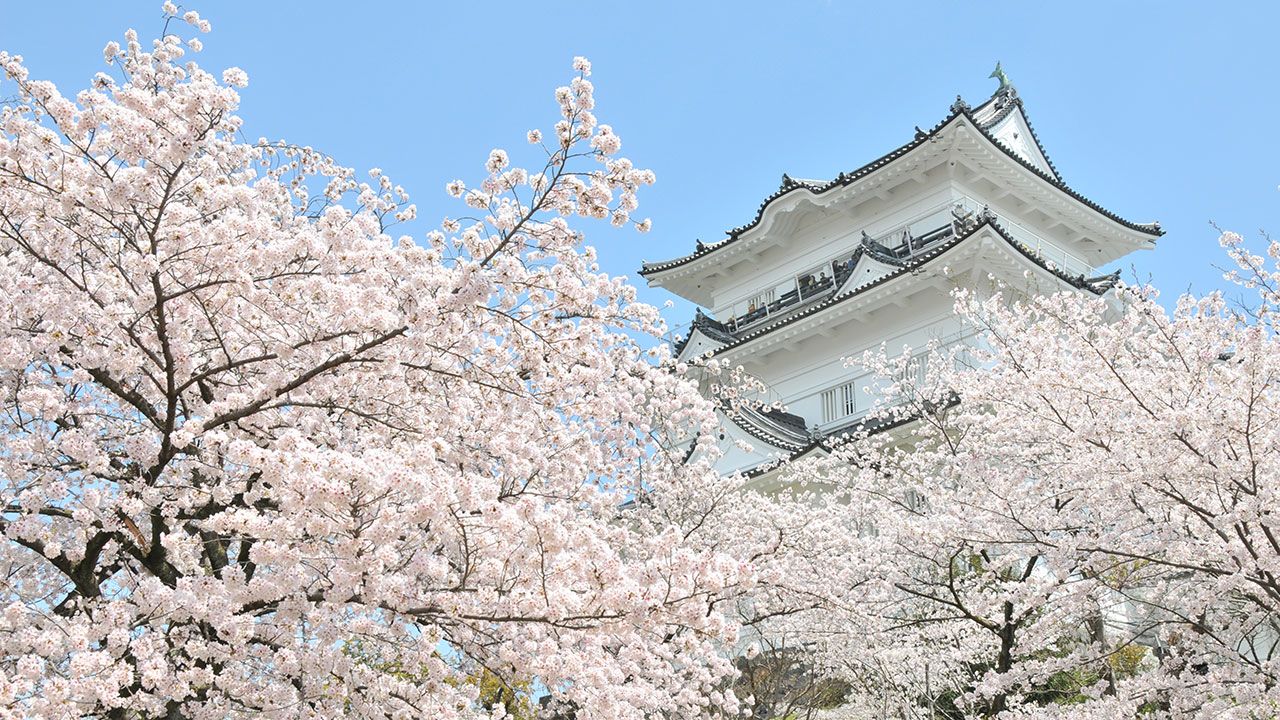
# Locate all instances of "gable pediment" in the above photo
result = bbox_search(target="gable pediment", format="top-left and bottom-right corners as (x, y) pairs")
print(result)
(675, 327), (722, 360)
(835, 251), (899, 295)
(986, 107), (1056, 178)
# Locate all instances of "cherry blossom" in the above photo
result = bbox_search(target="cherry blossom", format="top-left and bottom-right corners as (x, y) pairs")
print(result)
(0, 7), (764, 719)
(772, 233), (1280, 718)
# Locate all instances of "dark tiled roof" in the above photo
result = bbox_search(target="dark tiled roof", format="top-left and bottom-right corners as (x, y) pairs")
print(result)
(858, 232), (907, 267)
(639, 91), (1161, 278)
(698, 217), (1116, 357)
(965, 90), (1162, 238)
(761, 407), (808, 436)
(739, 402), (952, 479)
(992, 221), (1124, 294)
(672, 309), (739, 356)
(739, 410), (920, 479)
(1083, 270), (1123, 293)
(639, 108), (959, 276)
(740, 441), (830, 479)
(719, 396), (813, 453)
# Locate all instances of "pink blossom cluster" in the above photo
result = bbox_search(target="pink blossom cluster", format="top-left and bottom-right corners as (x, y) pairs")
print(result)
(764, 237), (1280, 717)
(0, 7), (767, 719)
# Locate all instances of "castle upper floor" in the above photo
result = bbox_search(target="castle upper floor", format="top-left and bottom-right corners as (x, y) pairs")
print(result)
(640, 85), (1161, 313)
(640, 79), (1162, 480)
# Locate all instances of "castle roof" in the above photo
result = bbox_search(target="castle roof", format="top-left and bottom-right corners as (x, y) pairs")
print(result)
(640, 86), (1161, 280)
(672, 309), (738, 356)
(739, 409), (924, 481)
(672, 215), (1122, 362)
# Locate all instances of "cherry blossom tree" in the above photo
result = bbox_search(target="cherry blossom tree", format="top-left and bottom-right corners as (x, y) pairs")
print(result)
(0, 7), (765, 719)
(13, 6), (1280, 720)
(783, 232), (1280, 718)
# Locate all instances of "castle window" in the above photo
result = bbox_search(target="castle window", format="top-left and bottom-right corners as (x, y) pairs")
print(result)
(821, 380), (859, 423)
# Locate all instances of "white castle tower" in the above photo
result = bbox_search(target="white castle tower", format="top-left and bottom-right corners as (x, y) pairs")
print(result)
(640, 75), (1161, 483)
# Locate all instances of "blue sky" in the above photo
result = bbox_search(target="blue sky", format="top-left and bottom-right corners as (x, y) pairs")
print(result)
(4, 1), (1277, 326)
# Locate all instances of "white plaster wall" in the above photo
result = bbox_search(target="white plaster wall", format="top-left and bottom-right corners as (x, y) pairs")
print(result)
(710, 183), (957, 318)
(988, 109), (1054, 177)
(749, 301), (965, 430)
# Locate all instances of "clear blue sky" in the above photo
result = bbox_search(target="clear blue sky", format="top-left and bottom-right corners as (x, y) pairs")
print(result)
(4, 2), (1277, 323)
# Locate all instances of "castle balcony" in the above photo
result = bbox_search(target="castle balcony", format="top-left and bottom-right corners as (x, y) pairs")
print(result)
(717, 197), (1095, 335)
(722, 223), (955, 334)
(992, 212), (1094, 279)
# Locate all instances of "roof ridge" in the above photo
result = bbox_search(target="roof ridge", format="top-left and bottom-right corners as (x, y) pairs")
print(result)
(639, 108), (962, 276)
(704, 216), (1118, 356)
(966, 111), (1160, 237)
(641, 96), (1160, 278)
(672, 308), (739, 356)
(722, 400), (809, 452)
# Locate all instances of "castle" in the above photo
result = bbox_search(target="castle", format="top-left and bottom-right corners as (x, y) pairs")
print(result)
(640, 76), (1161, 483)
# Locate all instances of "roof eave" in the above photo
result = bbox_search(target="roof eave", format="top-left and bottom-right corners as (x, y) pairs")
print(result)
(639, 109), (969, 278)
(962, 100), (1163, 240)
(641, 93), (1162, 280)
(709, 218), (1115, 358)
